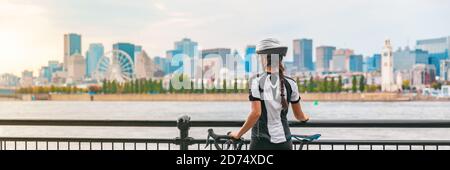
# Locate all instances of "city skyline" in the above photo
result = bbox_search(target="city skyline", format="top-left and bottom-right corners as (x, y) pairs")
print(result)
(1, 0), (449, 75)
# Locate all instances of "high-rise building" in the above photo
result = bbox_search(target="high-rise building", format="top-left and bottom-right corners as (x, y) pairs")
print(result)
(64, 33), (82, 70)
(113, 42), (136, 62)
(349, 54), (363, 72)
(166, 49), (183, 73)
(440, 59), (450, 81)
(366, 54), (382, 72)
(47, 60), (63, 83)
(330, 49), (353, 72)
(416, 36), (450, 76)
(201, 48), (231, 67)
(244, 45), (256, 74)
(175, 38), (198, 58)
(38, 66), (51, 84)
(21, 70), (34, 87)
(293, 39), (314, 71)
(316, 46), (336, 73)
(135, 51), (155, 79)
(85, 43), (104, 78)
(113, 42), (136, 77)
(154, 56), (170, 77)
(0, 73), (20, 87)
(164, 38), (198, 75)
(411, 64), (436, 89)
(200, 48), (232, 83)
(381, 39), (397, 92)
(393, 47), (429, 71)
(67, 54), (86, 83)
(134, 45), (143, 54)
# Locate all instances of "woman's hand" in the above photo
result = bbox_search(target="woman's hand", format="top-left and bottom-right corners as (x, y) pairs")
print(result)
(300, 114), (310, 123)
(228, 131), (241, 140)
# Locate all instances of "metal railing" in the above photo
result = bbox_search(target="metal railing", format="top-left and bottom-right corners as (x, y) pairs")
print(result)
(1, 115), (450, 150)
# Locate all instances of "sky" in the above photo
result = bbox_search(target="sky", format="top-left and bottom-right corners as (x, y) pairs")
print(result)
(0, 0), (449, 75)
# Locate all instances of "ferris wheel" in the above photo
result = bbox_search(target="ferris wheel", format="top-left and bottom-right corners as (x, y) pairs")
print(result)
(93, 50), (135, 83)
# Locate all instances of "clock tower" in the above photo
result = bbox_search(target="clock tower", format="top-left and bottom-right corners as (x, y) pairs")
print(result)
(381, 39), (397, 92)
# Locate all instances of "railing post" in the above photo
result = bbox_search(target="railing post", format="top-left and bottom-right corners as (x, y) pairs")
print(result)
(177, 115), (192, 150)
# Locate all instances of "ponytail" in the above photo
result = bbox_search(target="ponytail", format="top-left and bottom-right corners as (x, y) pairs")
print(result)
(279, 60), (288, 111)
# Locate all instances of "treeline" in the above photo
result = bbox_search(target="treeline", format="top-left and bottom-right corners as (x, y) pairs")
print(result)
(16, 85), (87, 94)
(100, 79), (164, 94)
(16, 75), (382, 95)
(167, 78), (248, 94)
(298, 75), (380, 93)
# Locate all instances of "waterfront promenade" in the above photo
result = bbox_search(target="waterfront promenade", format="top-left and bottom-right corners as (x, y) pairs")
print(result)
(10, 93), (450, 102)
(1, 117), (450, 150)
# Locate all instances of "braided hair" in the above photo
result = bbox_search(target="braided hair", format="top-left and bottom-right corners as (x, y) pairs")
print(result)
(264, 54), (288, 111)
(256, 38), (289, 111)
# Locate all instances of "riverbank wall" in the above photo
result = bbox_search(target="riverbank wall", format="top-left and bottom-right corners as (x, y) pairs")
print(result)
(29, 92), (449, 102)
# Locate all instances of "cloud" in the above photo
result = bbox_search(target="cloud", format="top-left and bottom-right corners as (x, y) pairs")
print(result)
(1, 0), (449, 75)
(0, 1), (60, 75)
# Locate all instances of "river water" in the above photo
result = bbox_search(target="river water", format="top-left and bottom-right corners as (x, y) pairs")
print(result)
(0, 101), (450, 141)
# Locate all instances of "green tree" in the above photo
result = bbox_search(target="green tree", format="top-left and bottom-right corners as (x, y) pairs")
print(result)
(50, 85), (56, 93)
(330, 77), (336, 93)
(352, 76), (358, 93)
(322, 77), (329, 93)
(359, 75), (366, 92)
(135, 79), (140, 94)
(308, 77), (315, 92)
(159, 80), (164, 93)
(337, 76), (343, 93)
(402, 80), (410, 90)
(222, 79), (227, 93)
(299, 79), (307, 93)
(431, 82), (442, 90)
(169, 80), (174, 94)
(111, 80), (117, 94)
(234, 78), (238, 93)
(190, 81), (195, 93)
(102, 79), (107, 94)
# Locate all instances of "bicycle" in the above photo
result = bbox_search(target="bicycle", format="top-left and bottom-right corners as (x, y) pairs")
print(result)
(205, 129), (245, 150)
(290, 134), (321, 150)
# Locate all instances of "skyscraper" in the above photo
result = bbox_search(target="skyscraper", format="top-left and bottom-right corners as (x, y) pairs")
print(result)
(135, 51), (155, 79)
(411, 64), (436, 89)
(21, 70), (34, 87)
(113, 42), (136, 77)
(165, 38), (198, 75)
(38, 66), (51, 83)
(440, 59), (450, 81)
(166, 49), (183, 73)
(0, 73), (19, 87)
(113, 42), (136, 62)
(85, 43), (104, 78)
(175, 38), (198, 58)
(416, 36), (450, 76)
(154, 56), (170, 76)
(349, 54), (363, 72)
(316, 46), (336, 73)
(330, 49), (353, 72)
(393, 47), (429, 71)
(293, 39), (314, 71)
(366, 54), (382, 72)
(63, 33), (82, 70)
(67, 54), (86, 84)
(201, 48), (232, 67)
(244, 45), (256, 74)
(381, 39), (397, 92)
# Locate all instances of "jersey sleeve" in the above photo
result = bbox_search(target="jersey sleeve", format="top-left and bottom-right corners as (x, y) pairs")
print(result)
(249, 77), (261, 101)
(289, 80), (301, 104)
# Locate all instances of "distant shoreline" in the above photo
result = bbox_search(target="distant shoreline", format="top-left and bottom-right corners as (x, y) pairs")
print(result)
(7, 93), (449, 102)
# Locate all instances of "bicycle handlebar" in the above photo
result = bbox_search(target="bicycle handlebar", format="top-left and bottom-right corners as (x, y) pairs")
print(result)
(205, 129), (244, 150)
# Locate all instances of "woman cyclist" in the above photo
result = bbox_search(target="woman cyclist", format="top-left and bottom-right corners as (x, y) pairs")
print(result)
(229, 38), (310, 150)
